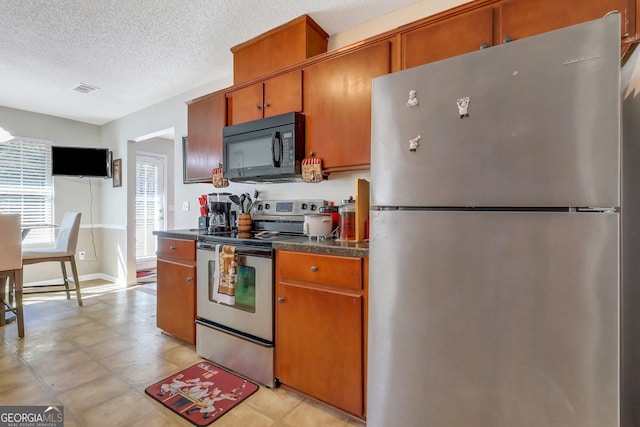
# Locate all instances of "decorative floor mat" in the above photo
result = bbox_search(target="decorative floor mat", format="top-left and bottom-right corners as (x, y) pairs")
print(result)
(145, 361), (258, 426)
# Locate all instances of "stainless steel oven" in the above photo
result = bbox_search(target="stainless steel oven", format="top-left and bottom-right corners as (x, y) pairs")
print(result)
(195, 198), (326, 388)
(196, 242), (275, 387)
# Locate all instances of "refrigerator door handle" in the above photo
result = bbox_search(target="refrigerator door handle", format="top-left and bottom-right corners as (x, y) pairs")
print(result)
(576, 207), (618, 213)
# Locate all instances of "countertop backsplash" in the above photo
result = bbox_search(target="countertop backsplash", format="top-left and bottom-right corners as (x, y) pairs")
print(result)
(172, 170), (370, 230)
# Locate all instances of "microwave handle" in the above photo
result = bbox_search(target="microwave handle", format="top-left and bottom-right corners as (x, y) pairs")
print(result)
(271, 131), (282, 167)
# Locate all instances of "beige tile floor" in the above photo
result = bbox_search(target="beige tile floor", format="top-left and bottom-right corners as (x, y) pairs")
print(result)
(0, 280), (366, 427)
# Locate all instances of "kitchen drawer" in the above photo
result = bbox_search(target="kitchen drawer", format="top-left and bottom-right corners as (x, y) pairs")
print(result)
(278, 251), (362, 290)
(157, 237), (196, 262)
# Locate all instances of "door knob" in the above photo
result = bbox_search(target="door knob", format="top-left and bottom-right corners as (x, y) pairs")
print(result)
(277, 297), (285, 303)
(310, 265), (318, 272)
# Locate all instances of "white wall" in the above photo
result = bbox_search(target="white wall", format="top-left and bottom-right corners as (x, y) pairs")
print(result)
(99, 76), (234, 285)
(0, 105), (107, 284)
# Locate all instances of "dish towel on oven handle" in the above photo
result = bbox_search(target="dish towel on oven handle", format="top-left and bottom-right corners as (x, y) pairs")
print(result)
(213, 244), (237, 306)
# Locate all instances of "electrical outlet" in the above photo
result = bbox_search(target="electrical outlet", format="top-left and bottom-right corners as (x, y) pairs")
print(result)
(182, 201), (190, 211)
(79, 251), (86, 260)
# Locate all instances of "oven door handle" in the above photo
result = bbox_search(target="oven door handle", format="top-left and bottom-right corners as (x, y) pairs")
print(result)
(196, 319), (274, 347)
(197, 242), (272, 258)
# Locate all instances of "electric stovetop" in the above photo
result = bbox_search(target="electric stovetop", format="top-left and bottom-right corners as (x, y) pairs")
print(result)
(197, 199), (326, 247)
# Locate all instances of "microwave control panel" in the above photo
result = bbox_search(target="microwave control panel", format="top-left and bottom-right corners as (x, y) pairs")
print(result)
(281, 131), (294, 167)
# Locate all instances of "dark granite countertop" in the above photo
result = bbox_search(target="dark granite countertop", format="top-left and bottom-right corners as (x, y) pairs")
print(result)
(153, 229), (369, 257)
(153, 229), (200, 240)
(273, 236), (368, 257)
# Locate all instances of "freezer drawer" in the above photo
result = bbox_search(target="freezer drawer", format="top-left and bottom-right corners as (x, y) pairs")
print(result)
(367, 210), (619, 427)
(371, 15), (620, 208)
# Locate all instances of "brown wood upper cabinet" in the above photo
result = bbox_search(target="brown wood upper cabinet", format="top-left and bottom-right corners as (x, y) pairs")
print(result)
(497, 0), (635, 44)
(402, 7), (494, 70)
(227, 70), (302, 126)
(185, 92), (225, 182)
(303, 41), (391, 172)
(231, 15), (328, 85)
(401, 0), (635, 71)
(187, 0), (639, 179)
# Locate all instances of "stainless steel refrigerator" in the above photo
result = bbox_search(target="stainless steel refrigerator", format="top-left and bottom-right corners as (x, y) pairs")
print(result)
(368, 14), (640, 426)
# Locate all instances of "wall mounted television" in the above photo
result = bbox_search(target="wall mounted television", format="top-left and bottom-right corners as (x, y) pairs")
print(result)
(51, 146), (112, 178)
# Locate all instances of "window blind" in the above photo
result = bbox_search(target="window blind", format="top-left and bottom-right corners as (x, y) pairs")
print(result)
(0, 138), (54, 245)
(136, 160), (158, 257)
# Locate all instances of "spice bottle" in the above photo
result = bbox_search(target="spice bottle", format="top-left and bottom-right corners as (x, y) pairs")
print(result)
(339, 197), (356, 241)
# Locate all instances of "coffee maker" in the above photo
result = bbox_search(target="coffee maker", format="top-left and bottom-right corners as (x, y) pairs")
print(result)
(207, 193), (235, 232)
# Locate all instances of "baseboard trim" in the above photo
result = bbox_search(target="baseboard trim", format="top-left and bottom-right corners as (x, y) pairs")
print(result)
(24, 273), (119, 287)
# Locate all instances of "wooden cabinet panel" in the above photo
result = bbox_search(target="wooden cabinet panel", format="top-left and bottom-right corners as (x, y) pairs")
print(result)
(276, 282), (363, 416)
(263, 70), (303, 118)
(362, 257), (369, 416)
(157, 260), (196, 344)
(304, 41), (391, 171)
(403, 7), (494, 69)
(157, 237), (196, 261)
(498, 0), (634, 43)
(276, 250), (367, 418)
(231, 15), (328, 85)
(228, 70), (302, 125)
(227, 83), (263, 125)
(278, 251), (362, 290)
(156, 238), (196, 344)
(186, 92), (225, 183)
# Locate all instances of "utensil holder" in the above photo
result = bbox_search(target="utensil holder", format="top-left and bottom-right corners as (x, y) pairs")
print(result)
(237, 213), (252, 232)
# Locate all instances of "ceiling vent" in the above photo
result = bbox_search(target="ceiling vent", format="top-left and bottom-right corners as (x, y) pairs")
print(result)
(72, 83), (100, 94)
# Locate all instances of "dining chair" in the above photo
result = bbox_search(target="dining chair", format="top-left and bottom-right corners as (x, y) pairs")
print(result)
(0, 213), (24, 337)
(22, 211), (83, 306)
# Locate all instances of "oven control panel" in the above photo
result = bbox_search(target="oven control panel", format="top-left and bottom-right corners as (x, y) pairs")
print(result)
(251, 199), (326, 220)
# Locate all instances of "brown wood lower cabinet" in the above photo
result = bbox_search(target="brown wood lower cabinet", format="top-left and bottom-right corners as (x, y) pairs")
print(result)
(275, 250), (367, 419)
(156, 238), (196, 344)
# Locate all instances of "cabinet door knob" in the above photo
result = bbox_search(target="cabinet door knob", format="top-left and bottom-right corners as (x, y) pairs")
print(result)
(479, 42), (489, 50)
(503, 35), (513, 43)
(277, 297), (285, 303)
(310, 265), (318, 272)
(264, 102), (270, 108)
(186, 277), (193, 282)
(169, 245), (176, 251)
(255, 104), (262, 110)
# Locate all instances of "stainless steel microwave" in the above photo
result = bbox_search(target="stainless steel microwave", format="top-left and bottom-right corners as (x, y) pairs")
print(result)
(222, 112), (305, 182)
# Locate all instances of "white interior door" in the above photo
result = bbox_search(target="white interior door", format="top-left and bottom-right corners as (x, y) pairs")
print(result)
(136, 153), (166, 264)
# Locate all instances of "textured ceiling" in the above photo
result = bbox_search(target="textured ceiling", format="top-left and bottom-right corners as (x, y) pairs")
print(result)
(0, 0), (420, 125)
